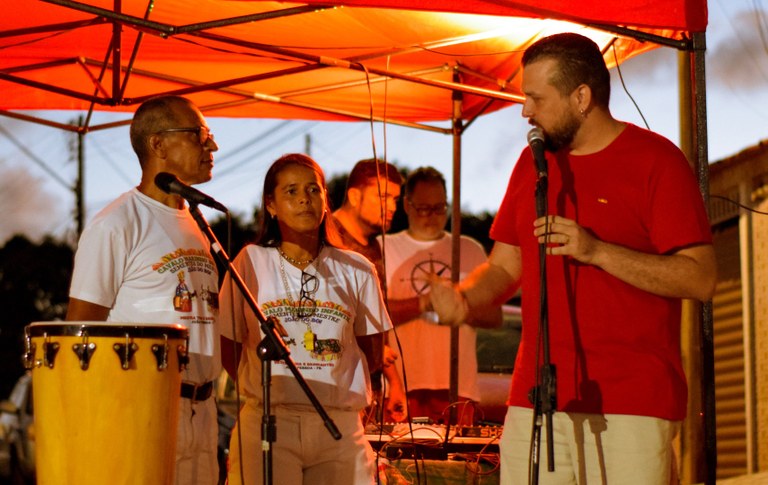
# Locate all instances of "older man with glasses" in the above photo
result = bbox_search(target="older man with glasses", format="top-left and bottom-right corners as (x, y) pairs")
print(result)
(378, 166), (502, 426)
(66, 95), (222, 484)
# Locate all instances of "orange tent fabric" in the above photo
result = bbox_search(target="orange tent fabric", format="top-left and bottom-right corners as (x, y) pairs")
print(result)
(1, 0), (705, 128)
(295, 0), (707, 31)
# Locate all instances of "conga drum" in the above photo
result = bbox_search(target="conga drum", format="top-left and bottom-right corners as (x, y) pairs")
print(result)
(23, 322), (189, 485)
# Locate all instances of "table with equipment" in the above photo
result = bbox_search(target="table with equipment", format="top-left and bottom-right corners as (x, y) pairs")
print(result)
(366, 422), (502, 484)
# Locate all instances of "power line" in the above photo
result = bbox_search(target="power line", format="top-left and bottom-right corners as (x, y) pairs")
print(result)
(0, 123), (72, 190)
(715, 0), (768, 85)
(214, 121), (318, 179)
(88, 136), (136, 187)
(214, 119), (295, 165)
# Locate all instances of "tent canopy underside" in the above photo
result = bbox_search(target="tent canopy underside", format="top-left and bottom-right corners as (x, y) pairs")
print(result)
(1, 0), (705, 130)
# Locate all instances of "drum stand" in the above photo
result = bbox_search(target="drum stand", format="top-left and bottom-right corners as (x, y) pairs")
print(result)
(528, 154), (557, 485)
(188, 204), (341, 485)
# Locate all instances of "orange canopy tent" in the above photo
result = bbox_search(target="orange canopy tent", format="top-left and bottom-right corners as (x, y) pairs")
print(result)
(1, 0), (705, 134)
(0, 1), (715, 481)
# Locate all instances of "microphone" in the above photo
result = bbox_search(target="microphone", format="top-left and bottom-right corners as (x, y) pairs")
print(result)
(154, 172), (228, 213)
(527, 127), (547, 179)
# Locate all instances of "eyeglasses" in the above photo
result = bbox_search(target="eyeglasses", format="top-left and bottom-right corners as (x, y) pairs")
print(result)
(297, 271), (319, 319)
(407, 200), (449, 217)
(156, 126), (214, 145)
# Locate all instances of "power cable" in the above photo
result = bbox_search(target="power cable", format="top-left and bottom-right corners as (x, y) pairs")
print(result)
(214, 119), (294, 166)
(88, 137), (136, 187)
(214, 121), (318, 179)
(753, 0), (768, 56)
(708, 0), (768, 126)
(611, 43), (650, 130)
(0, 123), (72, 190)
(715, 0), (768, 85)
(711, 194), (768, 216)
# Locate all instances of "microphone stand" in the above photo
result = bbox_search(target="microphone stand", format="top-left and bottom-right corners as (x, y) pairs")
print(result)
(186, 203), (341, 485)
(528, 163), (557, 484)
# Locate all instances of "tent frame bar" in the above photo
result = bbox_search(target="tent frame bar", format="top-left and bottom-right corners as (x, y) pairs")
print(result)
(589, 22), (692, 50)
(40, 0), (329, 35)
(23, 0), (526, 108)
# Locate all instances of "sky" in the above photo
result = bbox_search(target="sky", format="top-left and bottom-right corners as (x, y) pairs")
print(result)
(1, 0), (767, 246)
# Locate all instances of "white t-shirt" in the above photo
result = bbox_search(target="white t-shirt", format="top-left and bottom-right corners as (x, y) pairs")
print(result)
(378, 231), (488, 401)
(219, 244), (392, 411)
(69, 188), (220, 384)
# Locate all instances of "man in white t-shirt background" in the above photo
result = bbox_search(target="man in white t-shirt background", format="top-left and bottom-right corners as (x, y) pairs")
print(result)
(378, 166), (502, 426)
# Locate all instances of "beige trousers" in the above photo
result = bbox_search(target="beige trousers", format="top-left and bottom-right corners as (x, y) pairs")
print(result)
(499, 406), (680, 485)
(227, 402), (375, 485)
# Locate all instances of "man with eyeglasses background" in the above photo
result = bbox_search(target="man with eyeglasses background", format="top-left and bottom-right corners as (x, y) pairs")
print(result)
(378, 166), (502, 426)
(66, 95), (222, 484)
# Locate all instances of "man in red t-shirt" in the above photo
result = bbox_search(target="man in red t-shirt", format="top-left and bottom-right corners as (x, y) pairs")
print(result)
(430, 33), (716, 484)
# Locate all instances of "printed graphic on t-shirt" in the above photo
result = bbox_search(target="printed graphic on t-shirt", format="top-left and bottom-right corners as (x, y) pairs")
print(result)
(302, 329), (341, 361)
(173, 270), (195, 312)
(151, 248), (218, 318)
(406, 254), (451, 295)
(199, 285), (219, 312)
(261, 298), (352, 368)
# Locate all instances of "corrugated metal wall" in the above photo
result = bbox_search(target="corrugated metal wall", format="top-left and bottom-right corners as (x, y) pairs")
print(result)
(713, 277), (747, 477)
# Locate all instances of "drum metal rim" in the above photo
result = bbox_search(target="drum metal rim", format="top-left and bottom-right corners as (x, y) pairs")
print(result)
(25, 322), (188, 338)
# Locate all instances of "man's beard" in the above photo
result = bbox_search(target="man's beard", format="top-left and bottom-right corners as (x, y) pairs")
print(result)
(362, 216), (388, 238)
(544, 109), (581, 152)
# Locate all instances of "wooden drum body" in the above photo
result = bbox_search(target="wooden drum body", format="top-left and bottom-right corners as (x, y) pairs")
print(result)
(24, 322), (189, 485)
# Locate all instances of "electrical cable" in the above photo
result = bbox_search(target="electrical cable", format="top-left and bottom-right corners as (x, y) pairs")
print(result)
(711, 194), (768, 215)
(611, 43), (650, 130)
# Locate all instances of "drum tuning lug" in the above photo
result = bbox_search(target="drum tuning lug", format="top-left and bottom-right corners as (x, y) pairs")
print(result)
(177, 345), (190, 371)
(113, 341), (139, 370)
(22, 327), (36, 369)
(43, 341), (60, 369)
(152, 342), (169, 371)
(73, 332), (97, 370)
(22, 342), (37, 370)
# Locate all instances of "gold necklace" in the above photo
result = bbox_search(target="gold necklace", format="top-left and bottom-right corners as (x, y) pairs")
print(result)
(278, 255), (315, 322)
(277, 243), (322, 266)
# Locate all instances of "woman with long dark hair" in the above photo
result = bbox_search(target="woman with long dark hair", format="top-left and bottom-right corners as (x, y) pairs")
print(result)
(220, 153), (391, 484)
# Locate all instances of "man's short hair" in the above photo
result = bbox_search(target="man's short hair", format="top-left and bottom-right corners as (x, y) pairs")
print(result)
(404, 166), (446, 198)
(346, 159), (403, 193)
(522, 33), (611, 108)
(129, 95), (195, 165)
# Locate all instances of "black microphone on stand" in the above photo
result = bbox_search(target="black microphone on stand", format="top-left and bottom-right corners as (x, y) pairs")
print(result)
(155, 172), (228, 213)
(527, 127), (547, 180)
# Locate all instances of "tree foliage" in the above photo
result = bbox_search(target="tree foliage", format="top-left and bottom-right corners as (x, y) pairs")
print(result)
(0, 170), (498, 397)
(0, 235), (73, 396)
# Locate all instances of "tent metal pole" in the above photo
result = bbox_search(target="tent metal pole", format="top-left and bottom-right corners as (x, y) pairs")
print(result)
(111, 0), (121, 100)
(449, 72), (463, 426)
(76, 116), (85, 236)
(677, 30), (714, 485)
(690, 30), (716, 485)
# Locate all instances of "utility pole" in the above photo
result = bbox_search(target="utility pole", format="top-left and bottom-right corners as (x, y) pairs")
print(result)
(69, 116), (85, 237)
